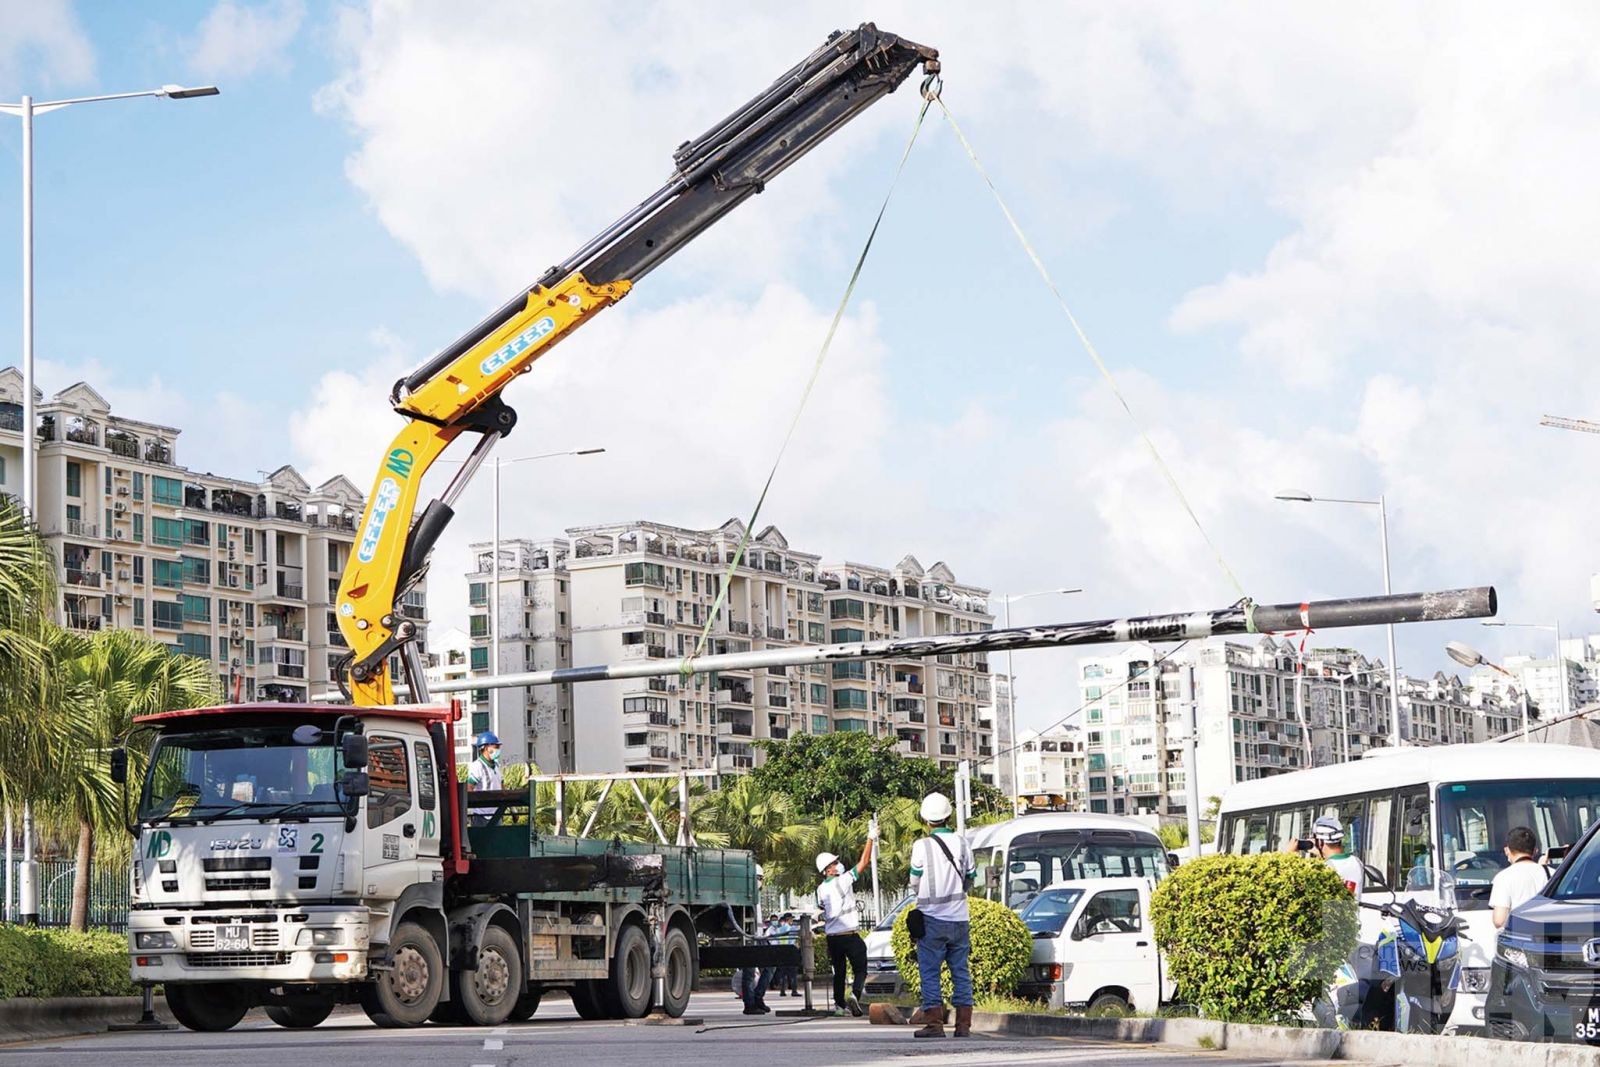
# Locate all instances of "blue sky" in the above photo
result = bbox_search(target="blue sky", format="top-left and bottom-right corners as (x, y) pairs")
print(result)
(5, 2), (1600, 731)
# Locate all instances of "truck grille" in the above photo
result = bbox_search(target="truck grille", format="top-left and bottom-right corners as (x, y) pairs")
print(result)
(204, 877), (271, 891)
(185, 952), (290, 968)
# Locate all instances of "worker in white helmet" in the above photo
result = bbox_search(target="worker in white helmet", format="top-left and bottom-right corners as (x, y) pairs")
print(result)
(814, 824), (876, 1017)
(908, 791), (976, 1039)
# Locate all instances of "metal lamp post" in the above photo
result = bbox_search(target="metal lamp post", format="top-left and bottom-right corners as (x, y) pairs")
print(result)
(996, 588), (1082, 807)
(1275, 490), (1403, 747)
(1481, 620), (1569, 732)
(1447, 640), (1531, 742)
(0, 82), (217, 926)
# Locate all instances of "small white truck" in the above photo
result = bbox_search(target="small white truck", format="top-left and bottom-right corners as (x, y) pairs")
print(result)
(1012, 877), (1173, 1015)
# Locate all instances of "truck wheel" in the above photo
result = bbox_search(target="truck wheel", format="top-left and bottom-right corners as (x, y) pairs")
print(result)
(360, 921), (445, 1028)
(453, 925), (524, 1026)
(166, 984), (250, 1032)
(661, 928), (693, 1018)
(508, 990), (541, 1022)
(1086, 992), (1131, 1018)
(609, 923), (652, 1019)
(265, 1000), (335, 1029)
(570, 981), (609, 1019)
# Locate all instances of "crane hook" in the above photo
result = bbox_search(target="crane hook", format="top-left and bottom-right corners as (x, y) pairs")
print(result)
(921, 72), (943, 102)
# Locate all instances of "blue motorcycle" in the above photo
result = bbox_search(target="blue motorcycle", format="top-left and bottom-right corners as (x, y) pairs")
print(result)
(1368, 869), (1469, 1034)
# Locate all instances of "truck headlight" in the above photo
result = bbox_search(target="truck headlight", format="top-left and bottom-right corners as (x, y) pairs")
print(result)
(297, 927), (344, 947)
(1457, 966), (1491, 993)
(1498, 946), (1528, 970)
(135, 931), (175, 950)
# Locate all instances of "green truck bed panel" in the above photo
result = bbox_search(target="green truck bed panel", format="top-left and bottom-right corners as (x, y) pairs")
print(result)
(467, 822), (758, 909)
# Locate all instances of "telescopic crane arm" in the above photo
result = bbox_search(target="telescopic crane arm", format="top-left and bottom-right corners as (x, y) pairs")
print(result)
(334, 24), (939, 705)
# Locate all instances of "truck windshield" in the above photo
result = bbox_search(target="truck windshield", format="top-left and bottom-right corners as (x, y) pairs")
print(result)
(1005, 832), (1167, 909)
(1436, 778), (1600, 907)
(1018, 888), (1085, 936)
(139, 723), (342, 824)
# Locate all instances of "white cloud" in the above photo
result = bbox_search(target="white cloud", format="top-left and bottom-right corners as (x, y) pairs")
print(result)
(186, 0), (305, 80)
(0, 0), (93, 89)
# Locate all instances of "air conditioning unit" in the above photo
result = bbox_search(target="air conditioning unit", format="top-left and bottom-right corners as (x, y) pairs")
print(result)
(112, 530), (126, 541)
(231, 658), (242, 668)
(228, 577), (240, 588)
(113, 502), (127, 514)
(227, 550), (236, 561)
(116, 486), (130, 497)
(117, 570), (130, 581)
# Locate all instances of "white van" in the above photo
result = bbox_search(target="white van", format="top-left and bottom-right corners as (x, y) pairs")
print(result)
(1012, 877), (1172, 1014)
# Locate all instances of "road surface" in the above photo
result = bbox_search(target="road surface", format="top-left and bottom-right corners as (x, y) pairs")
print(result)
(0, 994), (1277, 1066)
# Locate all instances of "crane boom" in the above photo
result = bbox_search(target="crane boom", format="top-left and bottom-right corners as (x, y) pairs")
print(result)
(334, 25), (939, 704)
(1540, 414), (1600, 435)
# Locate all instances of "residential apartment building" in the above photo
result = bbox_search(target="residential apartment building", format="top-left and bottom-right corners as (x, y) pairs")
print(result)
(1014, 726), (1086, 811)
(1077, 637), (1523, 818)
(979, 674), (1015, 798)
(0, 373), (427, 700)
(464, 518), (996, 779)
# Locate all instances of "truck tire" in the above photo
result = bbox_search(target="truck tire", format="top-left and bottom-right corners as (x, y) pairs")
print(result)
(166, 984), (250, 1032)
(570, 981), (609, 1020)
(265, 1000), (335, 1029)
(508, 989), (541, 1022)
(452, 924), (524, 1026)
(609, 923), (652, 1019)
(1086, 991), (1131, 1018)
(661, 927), (693, 1018)
(360, 921), (445, 1028)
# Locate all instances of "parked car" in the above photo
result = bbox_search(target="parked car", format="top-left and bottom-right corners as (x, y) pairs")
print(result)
(1012, 877), (1172, 1016)
(863, 894), (915, 998)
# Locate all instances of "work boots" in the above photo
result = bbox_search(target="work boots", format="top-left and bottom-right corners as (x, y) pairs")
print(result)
(954, 1006), (973, 1038)
(910, 1003), (945, 1038)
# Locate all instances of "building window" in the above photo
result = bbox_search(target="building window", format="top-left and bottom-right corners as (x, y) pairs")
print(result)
(469, 615), (489, 638)
(811, 715), (829, 734)
(470, 646), (489, 671)
(152, 517), (183, 546)
(177, 633), (211, 659)
(131, 513), (143, 542)
(65, 462), (81, 498)
(829, 599), (865, 620)
(469, 581), (487, 607)
(181, 556), (210, 585)
(153, 559), (183, 589)
(829, 627), (864, 643)
(151, 476), (182, 507)
(832, 689), (868, 711)
(131, 472), (144, 500)
(181, 594), (210, 622)
(132, 556), (144, 584)
(366, 735), (412, 828)
(624, 562), (666, 587)
(131, 598), (144, 626)
(184, 518), (209, 545)
(152, 600), (183, 630)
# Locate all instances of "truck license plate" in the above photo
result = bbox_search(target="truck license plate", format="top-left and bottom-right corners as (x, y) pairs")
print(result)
(218, 924), (250, 951)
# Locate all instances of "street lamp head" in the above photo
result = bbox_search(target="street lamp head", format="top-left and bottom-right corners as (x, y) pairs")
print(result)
(1445, 641), (1485, 669)
(159, 85), (220, 99)
(574, 447), (606, 455)
(1274, 490), (1314, 503)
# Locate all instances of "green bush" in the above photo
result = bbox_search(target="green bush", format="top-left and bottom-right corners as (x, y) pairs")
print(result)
(890, 896), (1031, 1002)
(0, 927), (136, 999)
(1151, 853), (1358, 1022)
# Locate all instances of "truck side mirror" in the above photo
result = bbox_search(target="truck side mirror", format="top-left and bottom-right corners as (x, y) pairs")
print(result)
(1070, 915), (1089, 941)
(342, 770), (370, 798)
(1167, 851), (1181, 869)
(110, 747), (127, 785)
(342, 733), (369, 770)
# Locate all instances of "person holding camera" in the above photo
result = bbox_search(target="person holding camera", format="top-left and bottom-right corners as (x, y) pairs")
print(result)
(1283, 815), (1363, 902)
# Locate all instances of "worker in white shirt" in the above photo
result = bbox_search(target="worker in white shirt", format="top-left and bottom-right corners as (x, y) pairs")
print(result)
(1491, 826), (1550, 929)
(908, 792), (976, 1039)
(467, 731), (503, 826)
(815, 825), (875, 1017)
(1283, 815), (1363, 904)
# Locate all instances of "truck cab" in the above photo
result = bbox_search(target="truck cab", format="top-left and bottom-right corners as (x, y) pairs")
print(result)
(1013, 877), (1171, 1016)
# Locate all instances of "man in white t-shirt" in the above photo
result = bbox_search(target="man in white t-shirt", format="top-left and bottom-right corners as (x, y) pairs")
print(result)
(815, 827), (875, 1016)
(1491, 826), (1549, 929)
(908, 792), (976, 1039)
(1283, 815), (1363, 904)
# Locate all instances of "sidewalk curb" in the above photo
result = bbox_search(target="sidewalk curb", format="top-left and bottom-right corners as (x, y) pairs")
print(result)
(0, 995), (169, 1044)
(970, 1011), (1600, 1065)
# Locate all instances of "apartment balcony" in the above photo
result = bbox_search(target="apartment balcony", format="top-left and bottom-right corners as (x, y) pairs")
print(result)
(936, 685), (961, 699)
(727, 620), (750, 636)
(266, 660), (307, 679)
(65, 519), (98, 538)
(623, 742), (672, 765)
(624, 709), (676, 730)
(621, 610), (667, 627)
(769, 725), (790, 740)
(65, 568), (103, 588)
(259, 624), (306, 644)
(766, 694), (789, 708)
(940, 743), (958, 756)
(712, 687), (753, 707)
(893, 705), (926, 725)
(620, 644), (669, 660)
(646, 677), (671, 693)
(765, 626), (784, 641)
(892, 680), (925, 696)
(106, 434), (139, 458)
(716, 720), (754, 738)
(716, 752), (754, 773)
(938, 714), (956, 728)
(66, 613), (106, 631)
(896, 737), (928, 756)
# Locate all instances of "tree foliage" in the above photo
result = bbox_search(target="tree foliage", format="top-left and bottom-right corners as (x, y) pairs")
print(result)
(751, 731), (1005, 820)
(1151, 852), (1359, 1022)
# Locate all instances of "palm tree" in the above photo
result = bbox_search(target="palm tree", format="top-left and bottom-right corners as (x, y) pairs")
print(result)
(0, 498), (61, 828)
(52, 628), (219, 929)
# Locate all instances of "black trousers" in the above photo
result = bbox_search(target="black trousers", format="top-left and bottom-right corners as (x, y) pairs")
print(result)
(827, 932), (867, 1007)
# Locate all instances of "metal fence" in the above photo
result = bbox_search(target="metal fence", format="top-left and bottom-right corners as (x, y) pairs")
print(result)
(0, 859), (129, 931)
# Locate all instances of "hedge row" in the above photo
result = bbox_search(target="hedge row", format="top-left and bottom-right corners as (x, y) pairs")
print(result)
(0, 927), (135, 999)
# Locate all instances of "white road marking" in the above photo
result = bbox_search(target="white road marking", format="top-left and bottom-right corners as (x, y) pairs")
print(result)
(482, 1038), (504, 1050)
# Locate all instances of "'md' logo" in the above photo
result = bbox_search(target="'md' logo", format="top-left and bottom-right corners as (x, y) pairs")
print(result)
(385, 448), (415, 479)
(145, 830), (172, 859)
(479, 316), (556, 376)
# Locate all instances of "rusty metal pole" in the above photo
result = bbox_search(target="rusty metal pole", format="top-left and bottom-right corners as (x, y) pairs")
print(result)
(799, 913), (816, 1012)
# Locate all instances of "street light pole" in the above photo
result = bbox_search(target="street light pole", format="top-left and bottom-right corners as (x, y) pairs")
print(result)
(1275, 490), (1403, 747)
(0, 82), (217, 926)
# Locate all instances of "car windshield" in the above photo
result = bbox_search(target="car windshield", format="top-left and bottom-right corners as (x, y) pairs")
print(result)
(1018, 888), (1085, 936)
(139, 723), (343, 824)
(1436, 778), (1600, 907)
(874, 895), (914, 932)
(1005, 833), (1167, 909)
